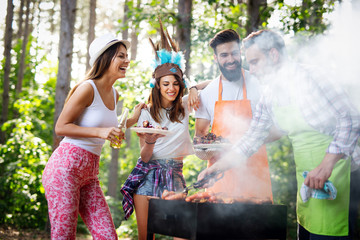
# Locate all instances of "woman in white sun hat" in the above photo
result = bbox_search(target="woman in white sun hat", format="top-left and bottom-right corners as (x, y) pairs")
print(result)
(42, 33), (145, 240)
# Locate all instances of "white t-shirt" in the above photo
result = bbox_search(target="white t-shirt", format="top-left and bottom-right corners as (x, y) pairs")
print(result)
(195, 70), (262, 126)
(137, 96), (194, 160)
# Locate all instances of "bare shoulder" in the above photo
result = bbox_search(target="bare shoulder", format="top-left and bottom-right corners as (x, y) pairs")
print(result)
(68, 81), (94, 107)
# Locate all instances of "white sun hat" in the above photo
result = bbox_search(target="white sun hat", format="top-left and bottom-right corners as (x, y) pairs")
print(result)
(89, 33), (131, 67)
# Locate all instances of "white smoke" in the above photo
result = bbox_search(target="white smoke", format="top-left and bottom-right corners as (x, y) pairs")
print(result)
(291, 0), (360, 111)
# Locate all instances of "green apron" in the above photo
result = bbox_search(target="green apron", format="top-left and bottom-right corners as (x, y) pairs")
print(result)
(273, 98), (350, 236)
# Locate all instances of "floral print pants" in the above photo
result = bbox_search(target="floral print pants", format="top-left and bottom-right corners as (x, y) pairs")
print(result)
(42, 142), (118, 240)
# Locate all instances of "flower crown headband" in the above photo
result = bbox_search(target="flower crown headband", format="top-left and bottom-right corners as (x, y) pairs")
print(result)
(149, 18), (188, 88)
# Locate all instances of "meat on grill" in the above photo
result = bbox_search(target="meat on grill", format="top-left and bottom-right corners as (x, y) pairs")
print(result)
(162, 190), (272, 204)
(162, 190), (187, 200)
(186, 191), (272, 204)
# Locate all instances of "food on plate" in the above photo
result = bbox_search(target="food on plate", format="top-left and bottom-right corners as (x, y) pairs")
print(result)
(162, 190), (187, 200)
(193, 133), (229, 145)
(142, 120), (152, 128)
(193, 133), (230, 160)
(141, 120), (168, 130)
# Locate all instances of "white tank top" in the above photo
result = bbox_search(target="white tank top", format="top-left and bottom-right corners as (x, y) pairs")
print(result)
(62, 80), (118, 155)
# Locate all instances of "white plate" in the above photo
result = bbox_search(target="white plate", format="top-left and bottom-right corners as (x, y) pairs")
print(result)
(193, 143), (231, 150)
(193, 143), (231, 160)
(130, 127), (174, 136)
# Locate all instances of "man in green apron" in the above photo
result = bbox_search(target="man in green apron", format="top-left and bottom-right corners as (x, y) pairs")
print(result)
(198, 29), (360, 239)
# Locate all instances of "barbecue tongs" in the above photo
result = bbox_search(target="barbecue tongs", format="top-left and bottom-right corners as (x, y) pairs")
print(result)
(183, 170), (224, 194)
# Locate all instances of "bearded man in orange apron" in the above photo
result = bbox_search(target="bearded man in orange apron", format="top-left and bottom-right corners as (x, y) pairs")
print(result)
(192, 29), (275, 201)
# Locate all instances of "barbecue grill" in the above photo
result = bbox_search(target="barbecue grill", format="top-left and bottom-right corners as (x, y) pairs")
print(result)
(147, 199), (287, 240)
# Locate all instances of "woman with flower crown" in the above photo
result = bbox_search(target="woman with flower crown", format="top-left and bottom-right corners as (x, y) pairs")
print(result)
(120, 19), (210, 240)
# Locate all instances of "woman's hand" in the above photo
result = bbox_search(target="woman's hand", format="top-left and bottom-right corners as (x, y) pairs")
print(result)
(126, 103), (147, 128)
(100, 127), (125, 144)
(187, 87), (200, 111)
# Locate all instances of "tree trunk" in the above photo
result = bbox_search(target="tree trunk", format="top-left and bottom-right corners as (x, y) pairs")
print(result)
(301, 0), (311, 29)
(108, 99), (123, 198)
(49, 0), (58, 34)
(130, 29), (138, 60)
(246, 0), (267, 35)
(17, 0), (25, 39)
(0, 0), (14, 144)
(15, 0), (31, 101)
(236, 0), (245, 33)
(86, 0), (96, 71)
(301, 0), (322, 32)
(28, 0), (36, 34)
(52, 0), (77, 149)
(130, 0), (140, 60)
(123, 0), (129, 40)
(176, 0), (192, 78)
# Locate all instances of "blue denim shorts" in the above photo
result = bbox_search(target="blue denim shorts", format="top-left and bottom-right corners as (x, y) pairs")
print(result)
(135, 159), (185, 197)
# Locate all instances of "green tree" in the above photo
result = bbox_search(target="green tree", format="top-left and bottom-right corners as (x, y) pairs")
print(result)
(0, 86), (54, 228)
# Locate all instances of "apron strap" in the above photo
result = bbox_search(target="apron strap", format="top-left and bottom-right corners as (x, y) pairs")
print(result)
(218, 77), (223, 101)
(218, 69), (247, 101)
(241, 69), (247, 99)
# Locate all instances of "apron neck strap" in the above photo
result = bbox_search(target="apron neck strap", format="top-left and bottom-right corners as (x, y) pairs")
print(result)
(219, 69), (246, 101)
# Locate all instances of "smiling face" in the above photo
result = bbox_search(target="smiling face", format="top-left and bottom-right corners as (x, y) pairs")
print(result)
(214, 41), (242, 82)
(159, 75), (180, 108)
(108, 44), (130, 79)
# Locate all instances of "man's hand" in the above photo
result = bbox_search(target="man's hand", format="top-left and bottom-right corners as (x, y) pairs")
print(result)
(197, 149), (246, 188)
(197, 165), (218, 188)
(304, 153), (343, 189)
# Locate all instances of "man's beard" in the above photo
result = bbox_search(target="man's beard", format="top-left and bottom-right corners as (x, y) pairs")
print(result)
(218, 60), (242, 82)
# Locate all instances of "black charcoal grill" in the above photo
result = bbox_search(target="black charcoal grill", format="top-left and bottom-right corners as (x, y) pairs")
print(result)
(147, 199), (287, 240)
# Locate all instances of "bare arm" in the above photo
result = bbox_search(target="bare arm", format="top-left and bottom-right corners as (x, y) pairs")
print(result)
(138, 133), (165, 163)
(55, 83), (123, 142)
(194, 118), (211, 137)
(126, 103), (147, 128)
(187, 80), (212, 111)
(196, 80), (212, 90)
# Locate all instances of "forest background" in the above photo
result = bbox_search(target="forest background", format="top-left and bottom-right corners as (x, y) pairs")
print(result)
(1, 0), (360, 239)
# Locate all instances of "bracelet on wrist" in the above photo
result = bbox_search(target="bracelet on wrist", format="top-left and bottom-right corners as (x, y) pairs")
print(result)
(189, 86), (198, 91)
(145, 140), (156, 145)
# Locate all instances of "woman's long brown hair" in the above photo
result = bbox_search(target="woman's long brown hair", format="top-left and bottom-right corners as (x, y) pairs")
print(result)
(148, 75), (185, 123)
(64, 42), (127, 104)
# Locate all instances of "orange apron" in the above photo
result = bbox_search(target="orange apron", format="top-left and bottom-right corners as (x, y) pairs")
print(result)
(209, 70), (273, 201)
